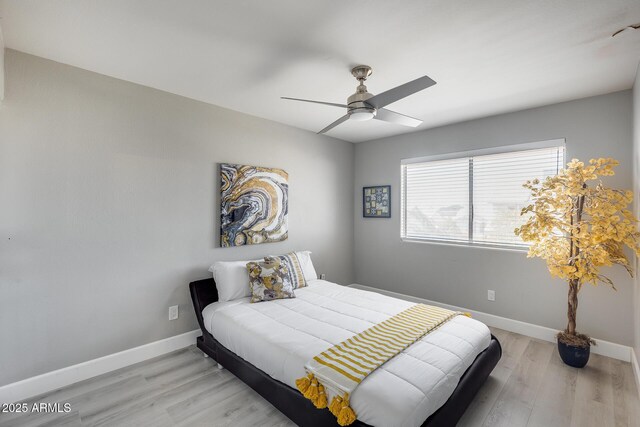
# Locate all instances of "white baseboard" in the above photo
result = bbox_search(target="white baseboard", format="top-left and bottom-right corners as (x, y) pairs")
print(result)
(632, 348), (640, 398)
(0, 329), (200, 404)
(350, 284), (632, 363)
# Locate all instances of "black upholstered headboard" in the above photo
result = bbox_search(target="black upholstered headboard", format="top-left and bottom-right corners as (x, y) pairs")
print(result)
(189, 278), (218, 336)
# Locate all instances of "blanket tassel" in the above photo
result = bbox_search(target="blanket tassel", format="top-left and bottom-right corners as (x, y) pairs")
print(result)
(304, 377), (319, 402)
(296, 373), (328, 409)
(295, 373), (313, 394)
(314, 384), (328, 409)
(329, 394), (342, 416)
(330, 393), (357, 426)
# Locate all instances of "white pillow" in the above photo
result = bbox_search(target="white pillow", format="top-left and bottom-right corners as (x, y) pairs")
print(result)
(294, 251), (318, 282)
(209, 259), (259, 302)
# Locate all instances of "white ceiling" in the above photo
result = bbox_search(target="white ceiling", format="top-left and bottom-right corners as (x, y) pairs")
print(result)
(1, 1), (639, 143)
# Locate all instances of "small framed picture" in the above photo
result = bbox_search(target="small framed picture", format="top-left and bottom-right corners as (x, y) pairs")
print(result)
(363, 186), (391, 218)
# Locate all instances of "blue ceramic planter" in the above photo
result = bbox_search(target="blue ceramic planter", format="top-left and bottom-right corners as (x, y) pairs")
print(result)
(557, 340), (590, 368)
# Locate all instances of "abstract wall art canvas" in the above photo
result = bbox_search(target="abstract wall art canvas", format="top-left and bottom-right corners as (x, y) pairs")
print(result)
(363, 185), (391, 218)
(220, 163), (288, 247)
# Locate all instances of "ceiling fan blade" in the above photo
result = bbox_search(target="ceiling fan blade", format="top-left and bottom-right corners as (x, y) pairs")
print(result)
(374, 108), (422, 128)
(281, 97), (347, 109)
(318, 114), (349, 134)
(365, 75), (436, 109)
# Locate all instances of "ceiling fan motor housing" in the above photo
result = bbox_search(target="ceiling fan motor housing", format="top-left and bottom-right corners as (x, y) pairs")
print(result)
(347, 90), (376, 119)
(348, 65), (376, 120)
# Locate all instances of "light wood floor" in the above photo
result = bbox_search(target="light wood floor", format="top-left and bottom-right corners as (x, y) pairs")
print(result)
(1, 327), (638, 427)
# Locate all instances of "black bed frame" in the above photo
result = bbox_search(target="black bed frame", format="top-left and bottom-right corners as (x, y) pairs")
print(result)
(189, 278), (502, 427)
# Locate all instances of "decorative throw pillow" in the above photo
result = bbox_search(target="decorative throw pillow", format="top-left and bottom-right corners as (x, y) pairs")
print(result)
(266, 252), (308, 289)
(246, 257), (296, 303)
(293, 251), (318, 283)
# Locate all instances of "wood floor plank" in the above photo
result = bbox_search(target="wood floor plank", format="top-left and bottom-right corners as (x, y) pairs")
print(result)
(77, 349), (218, 425)
(575, 353), (614, 406)
(165, 374), (249, 424)
(610, 358), (640, 427)
(254, 407), (297, 427)
(482, 396), (532, 427)
(0, 410), (81, 427)
(0, 353), (169, 426)
(152, 370), (228, 410)
(6, 347), (200, 424)
(488, 329), (530, 372)
(134, 350), (206, 384)
(142, 352), (216, 388)
(89, 371), (228, 427)
(457, 364), (513, 427)
(482, 338), (554, 427)
(91, 403), (174, 427)
(526, 351), (578, 427)
(32, 412), (82, 427)
(74, 375), (155, 425)
(570, 399), (615, 427)
(174, 387), (277, 427)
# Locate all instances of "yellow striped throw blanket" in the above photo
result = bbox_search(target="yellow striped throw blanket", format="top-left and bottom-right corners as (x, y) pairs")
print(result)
(295, 304), (467, 426)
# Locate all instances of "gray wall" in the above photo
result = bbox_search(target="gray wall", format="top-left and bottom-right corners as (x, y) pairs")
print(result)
(354, 90), (635, 346)
(0, 50), (355, 386)
(633, 64), (640, 368)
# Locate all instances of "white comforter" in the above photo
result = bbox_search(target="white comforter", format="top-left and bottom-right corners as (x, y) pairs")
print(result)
(202, 280), (491, 427)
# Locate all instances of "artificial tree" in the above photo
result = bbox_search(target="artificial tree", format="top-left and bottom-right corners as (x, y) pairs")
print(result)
(515, 158), (640, 348)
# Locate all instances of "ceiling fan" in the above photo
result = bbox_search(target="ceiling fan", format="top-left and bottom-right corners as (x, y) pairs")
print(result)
(282, 65), (436, 134)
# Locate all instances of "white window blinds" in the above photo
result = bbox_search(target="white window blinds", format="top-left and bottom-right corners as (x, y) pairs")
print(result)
(401, 143), (565, 248)
(403, 157), (469, 241)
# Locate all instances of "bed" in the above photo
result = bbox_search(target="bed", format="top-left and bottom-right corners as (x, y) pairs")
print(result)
(189, 278), (501, 427)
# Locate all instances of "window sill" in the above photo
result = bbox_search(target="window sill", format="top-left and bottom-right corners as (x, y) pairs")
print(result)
(400, 237), (529, 253)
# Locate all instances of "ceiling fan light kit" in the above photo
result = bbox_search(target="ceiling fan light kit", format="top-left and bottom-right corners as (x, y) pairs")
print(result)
(349, 110), (376, 121)
(282, 65), (436, 134)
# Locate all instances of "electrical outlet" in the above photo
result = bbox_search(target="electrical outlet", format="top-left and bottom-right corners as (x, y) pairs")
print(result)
(319, 273), (326, 280)
(169, 305), (179, 320)
(487, 290), (495, 301)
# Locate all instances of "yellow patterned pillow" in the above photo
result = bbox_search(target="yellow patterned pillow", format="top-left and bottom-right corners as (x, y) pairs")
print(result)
(266, 252), (307, 289)
(246, 257), (296, 303)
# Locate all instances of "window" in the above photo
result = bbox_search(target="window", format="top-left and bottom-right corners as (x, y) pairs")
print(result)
(401, 140), (565, 249)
